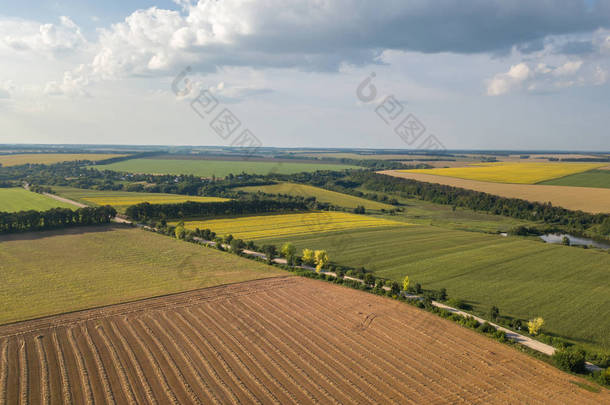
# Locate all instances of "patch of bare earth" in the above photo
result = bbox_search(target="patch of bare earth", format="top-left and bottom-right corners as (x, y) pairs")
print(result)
(381, 170), (610, 213)
(0, 277), (607, 404)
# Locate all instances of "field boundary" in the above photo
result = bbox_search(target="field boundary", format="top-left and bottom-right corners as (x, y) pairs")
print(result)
(381, 170), (610, 213)
(0, 277), (296, 337)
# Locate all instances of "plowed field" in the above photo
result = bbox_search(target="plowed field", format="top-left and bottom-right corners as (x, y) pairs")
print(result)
(0, 277), (606, 404)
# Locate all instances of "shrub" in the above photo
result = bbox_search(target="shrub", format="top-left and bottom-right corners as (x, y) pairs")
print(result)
(599, 367), (610, 385)
(553, 348), (586, 373)
(364, 273), (375, 286)
(447, 298), (468, 310)
(477, 322), (496, 334)
(493, 330), (507, 342)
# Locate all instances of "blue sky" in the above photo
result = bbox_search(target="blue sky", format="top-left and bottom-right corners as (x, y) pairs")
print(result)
(1, 0), (610, 150)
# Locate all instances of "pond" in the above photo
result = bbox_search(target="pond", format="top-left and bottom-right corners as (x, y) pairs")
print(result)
(540, 233), (610, 249)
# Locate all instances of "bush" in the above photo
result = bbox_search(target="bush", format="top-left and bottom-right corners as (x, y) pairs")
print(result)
(599, 367), (610, 385)
(493, 330), (507, 342)
(477, 322), (496, 334)
(446, 298), (468, 310)
(553, 348), (586, 373)
(363, 273), (375, 286)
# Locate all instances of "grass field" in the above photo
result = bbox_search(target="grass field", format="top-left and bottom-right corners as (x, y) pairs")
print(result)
(52, 186), (229, 213)
(259, 225), (610, 351)
(236, 182), (395, 210)
(368, 191), (539, 233)
(0, 188), (77, 212)
(383, 170), (610, 213)
(540, 169), (610, 189)
(402, 162), (605, 184)
(173, 212), (407, 240)
(1, 277), (605, 404)
(0, 226), (287, 324)
(94, 158), (358, 177)
(0, 153), (127, 167)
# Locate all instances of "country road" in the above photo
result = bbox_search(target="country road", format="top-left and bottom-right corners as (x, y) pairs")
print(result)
(43, 192), (88, 208)
(42, 192), (132, 224)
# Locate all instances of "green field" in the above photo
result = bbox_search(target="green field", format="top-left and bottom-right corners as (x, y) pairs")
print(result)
(237, 182), (395, 210)
(259, 225), (610, 351)
(539, 169), (610, 189)
(94, 158), (358, 177)
(0, 226), (287, 324)
(0, 188), (77, 212)
(52, 186), (229, 213)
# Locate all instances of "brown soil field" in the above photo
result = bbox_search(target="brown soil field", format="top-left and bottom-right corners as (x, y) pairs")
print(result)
(381, 170), (610, 213)
(0, 277), (606, 404)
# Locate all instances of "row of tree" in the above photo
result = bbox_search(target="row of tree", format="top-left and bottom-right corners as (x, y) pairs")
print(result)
(335, 171), (610, 236)
(0, 206), (117, 234)
(125, 199), (309, 221)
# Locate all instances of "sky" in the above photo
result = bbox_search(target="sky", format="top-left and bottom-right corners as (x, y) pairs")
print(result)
(1, 0), (610, 151)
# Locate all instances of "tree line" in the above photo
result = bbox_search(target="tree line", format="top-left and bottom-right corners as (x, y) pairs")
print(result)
(125, 199), (309, 221)
(0, 206), (117, 234)
(315, 171), (610, 237)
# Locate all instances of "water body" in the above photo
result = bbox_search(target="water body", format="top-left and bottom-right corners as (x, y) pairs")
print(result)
(540, 233), (610, 249)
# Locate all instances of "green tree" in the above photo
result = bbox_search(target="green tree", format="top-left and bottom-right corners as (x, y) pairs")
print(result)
(490, 306), (500, 321)
(281, 242), (296, 259)
(262, 244), (277, 263)
(553, 348), (586, 373)
(174, 221), (186, 239)
(390, 281), (401, 295)
(364, 273), (375, 286)
(230, 238), (244, 254)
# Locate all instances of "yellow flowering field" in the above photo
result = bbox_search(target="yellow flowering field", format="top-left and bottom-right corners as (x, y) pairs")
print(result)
(52, 186), (229, 213)
(174, 211), (407, 240)
(402, 162), (605, 184)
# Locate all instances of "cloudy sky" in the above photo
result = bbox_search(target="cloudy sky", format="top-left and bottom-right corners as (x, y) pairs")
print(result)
(1, 0), (610, 150)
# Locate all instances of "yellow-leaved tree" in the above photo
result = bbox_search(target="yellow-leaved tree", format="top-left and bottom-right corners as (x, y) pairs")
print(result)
(527, 317), (544, 336)
(302, 249), (315, 266)
(402, 275), (410, 292)
(314, 250), (329, 272)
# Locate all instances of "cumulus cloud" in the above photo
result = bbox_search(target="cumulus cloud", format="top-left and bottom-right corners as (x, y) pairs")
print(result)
(486, 63), (532, 96)
(485, 58), (606, 95)
(26, 0), (610, 98)
(51, 0), (610, 81)
(0, 16), (86, 54)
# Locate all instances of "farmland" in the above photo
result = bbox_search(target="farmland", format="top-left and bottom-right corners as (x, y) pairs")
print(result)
(0, 226), (286, 325)
(0, 153), (127, 167)
(0, 277), (606, 404)
(173, 211), (407, 240)
(236, 182), (395, 210)
(52, 186), (229, 213)
(402, 162), (605, 184)
(0, 188), (77, 212)
(540, 169), (610, 189)
(382, 170), (610, 213)
(94, 158), (358, 178)
(259, 225), (610, 351)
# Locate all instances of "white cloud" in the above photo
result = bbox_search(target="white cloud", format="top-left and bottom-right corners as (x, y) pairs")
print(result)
(552, 60), (583, 76)
(486, 63), (531, 95)
(0, 16), (86, 54)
